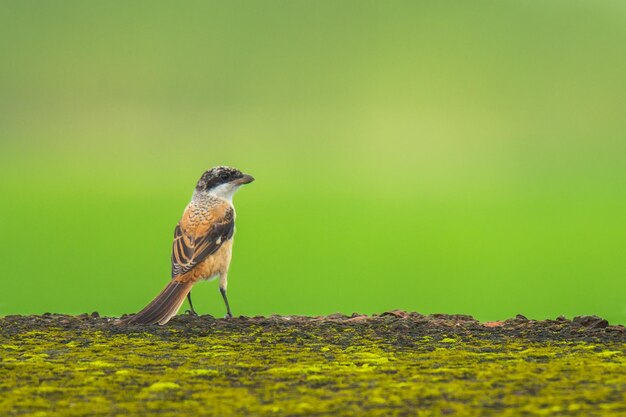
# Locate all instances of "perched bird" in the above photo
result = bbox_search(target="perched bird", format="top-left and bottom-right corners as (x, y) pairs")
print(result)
(124, 166), (254, 325)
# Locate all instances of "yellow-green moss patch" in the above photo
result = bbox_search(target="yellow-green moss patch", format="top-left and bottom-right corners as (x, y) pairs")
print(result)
(0, 314), (624, 416)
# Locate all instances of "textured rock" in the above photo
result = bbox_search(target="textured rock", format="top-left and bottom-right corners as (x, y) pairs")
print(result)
(0, 313), (624, 417)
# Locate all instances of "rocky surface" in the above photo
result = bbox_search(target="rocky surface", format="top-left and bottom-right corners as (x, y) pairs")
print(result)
(1, 312), (625, 416)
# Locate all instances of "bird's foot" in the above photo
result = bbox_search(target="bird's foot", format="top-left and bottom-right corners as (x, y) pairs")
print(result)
(185, 309), (199, 317)
(224, 312), (233, 319)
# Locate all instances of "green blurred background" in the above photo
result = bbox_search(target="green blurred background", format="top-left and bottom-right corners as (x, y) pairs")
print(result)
(1, 1), (625, 323)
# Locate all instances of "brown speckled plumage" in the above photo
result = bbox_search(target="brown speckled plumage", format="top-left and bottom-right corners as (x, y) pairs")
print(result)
(124, 167), (254, 325)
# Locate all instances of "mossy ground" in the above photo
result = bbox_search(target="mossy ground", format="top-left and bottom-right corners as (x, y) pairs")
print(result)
(1, 313), (625, 416)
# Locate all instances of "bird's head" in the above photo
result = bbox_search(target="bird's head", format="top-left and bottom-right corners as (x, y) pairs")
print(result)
(195, 166), (254, 201)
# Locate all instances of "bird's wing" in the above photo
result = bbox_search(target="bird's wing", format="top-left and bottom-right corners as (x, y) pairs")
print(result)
(171, 206), (234, 279)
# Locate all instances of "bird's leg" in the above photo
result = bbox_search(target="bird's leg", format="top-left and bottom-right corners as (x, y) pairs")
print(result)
(185, 292), (198, 316)
(219, 272), (232, 319)
(220, 286), (232, 318)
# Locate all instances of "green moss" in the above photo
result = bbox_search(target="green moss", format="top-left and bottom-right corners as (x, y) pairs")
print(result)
(144, 382), (181, 392)
(0, 318), (625, 416)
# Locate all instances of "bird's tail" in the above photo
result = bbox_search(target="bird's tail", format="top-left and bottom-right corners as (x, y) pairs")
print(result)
(122, 280), (193, 325)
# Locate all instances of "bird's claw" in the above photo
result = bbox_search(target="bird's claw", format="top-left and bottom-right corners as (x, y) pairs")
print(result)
(224, 313), (233, 319)
(185, 309), (199, 317)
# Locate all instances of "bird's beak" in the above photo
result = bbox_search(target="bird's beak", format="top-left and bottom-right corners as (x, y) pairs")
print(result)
(234, 174), (255, 185)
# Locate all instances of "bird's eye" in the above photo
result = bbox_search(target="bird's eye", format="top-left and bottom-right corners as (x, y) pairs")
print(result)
(220, 172), (230, 180)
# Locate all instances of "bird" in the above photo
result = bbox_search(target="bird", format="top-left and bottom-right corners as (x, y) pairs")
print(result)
(123, 166), (254, 325)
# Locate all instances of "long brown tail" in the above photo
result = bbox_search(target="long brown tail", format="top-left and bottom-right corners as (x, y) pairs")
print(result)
(123, 280), (193, 325)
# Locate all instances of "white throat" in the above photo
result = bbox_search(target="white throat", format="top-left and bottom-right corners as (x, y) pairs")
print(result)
(207, 182), (241, 204)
